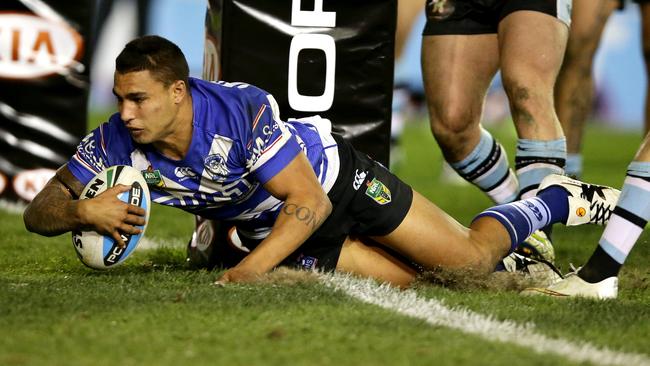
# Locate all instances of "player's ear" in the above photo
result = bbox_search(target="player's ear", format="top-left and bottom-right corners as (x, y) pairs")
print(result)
(171, 79), (186, 103)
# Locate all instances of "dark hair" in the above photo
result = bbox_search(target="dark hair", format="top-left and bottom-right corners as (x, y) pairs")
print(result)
(115, 35), (189, 86)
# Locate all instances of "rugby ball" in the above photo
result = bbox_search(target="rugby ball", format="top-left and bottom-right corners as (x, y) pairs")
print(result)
(71, 165), (151, 269)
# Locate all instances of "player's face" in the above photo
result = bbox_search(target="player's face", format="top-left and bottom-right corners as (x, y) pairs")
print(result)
(113, 70), (179, 145)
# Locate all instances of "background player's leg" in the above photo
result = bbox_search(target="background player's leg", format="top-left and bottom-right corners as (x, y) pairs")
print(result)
(422, 35), (518, 203)
(498, 10), (569, 198)
(640, 2), (650, 133)
(579, 133), (650, 283)
(554, 0), (618, 178)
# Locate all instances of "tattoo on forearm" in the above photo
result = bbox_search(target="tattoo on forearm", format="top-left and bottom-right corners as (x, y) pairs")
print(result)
(282, 203), (321, 230)
(25, 182), (77, 235)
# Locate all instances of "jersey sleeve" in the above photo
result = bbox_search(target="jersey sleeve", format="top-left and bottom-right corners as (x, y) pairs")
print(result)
(67, 123), (111, 187)
(244, 90), (302, 184)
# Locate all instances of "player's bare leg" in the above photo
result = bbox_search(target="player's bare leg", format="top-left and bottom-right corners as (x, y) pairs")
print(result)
(498, 10), (568, 198)
(339, 177), (619, 288)
(336, 237), (417, 288)
(396, 0), (423, 59)
(368, 191), (511, 275)
(641, 2), (650, 134)
(524, 134), (650, 299)
(554, 0), (618, 178)
(422, 35), (521, 204)
(421, 35), (499, 162)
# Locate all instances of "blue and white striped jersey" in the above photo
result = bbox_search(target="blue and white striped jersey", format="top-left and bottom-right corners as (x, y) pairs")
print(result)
(68, 78), (340, 239)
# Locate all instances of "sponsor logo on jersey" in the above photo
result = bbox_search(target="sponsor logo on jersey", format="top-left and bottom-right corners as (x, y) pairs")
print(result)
(174, 166), (197, 181)
(353, 169), (367, 190)
(0, 13), (83, 79)
(365, 178), (391, 205)
(204, 153), (229, 181)
(141, 166), (165, 187)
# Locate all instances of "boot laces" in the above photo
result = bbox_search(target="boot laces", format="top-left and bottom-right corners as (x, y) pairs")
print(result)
(579, 185), (614, 225)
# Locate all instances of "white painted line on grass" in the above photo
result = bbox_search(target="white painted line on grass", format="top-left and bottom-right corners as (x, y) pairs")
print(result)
(320, 272), (650, 366)
(138, 237), (183, 250)
(19, 233), (645, 366)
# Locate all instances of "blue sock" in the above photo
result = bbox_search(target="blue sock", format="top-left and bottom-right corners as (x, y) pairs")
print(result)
(474, 188), (568, 252)
(536, 186), (569, 225)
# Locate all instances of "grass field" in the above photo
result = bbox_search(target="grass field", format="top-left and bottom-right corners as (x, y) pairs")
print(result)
(1, 118), (649, 366)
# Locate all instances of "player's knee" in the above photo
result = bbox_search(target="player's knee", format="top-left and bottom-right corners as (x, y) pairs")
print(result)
(428, 106), (479, 144)
(467, 235), (503, 273)
(502, 76), (552, 115)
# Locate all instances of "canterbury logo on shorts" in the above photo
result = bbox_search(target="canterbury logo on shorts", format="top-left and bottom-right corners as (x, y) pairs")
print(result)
(353, 169), (367, 190)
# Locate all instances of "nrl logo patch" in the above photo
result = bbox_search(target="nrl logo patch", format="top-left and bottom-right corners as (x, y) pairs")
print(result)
(204, 153), (229, 181)
(365, 178), (391, 205)
(141, 166), (165, 187)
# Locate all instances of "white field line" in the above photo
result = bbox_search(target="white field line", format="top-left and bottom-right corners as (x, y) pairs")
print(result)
(320, 272), (650, 366)
(6, 227), (646, 366)
(138, 237), (183, 250)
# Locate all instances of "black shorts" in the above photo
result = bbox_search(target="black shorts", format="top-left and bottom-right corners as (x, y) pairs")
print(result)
(423, 0), (572, 36)
(238, 135), (414, 272)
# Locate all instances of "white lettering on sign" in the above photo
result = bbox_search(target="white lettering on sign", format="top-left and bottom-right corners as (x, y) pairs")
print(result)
(288, 1), (336, 112)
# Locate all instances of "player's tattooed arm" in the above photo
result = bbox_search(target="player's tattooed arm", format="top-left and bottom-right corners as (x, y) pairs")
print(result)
(23, 165), (86, 236)
(24, 165), (144, 242)
(216, 153), (332, 284)
(281, 203), (324, 231)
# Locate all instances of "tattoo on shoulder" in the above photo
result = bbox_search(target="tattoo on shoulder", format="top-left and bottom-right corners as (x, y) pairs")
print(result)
(282, 203), (320, 230)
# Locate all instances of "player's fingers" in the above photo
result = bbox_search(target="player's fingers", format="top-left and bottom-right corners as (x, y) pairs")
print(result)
(213, 272), (230, 286)
(118, 223), (142, 235)
(108, 184), (131, 193)
(111, 231), (126, 248)
(127, 204), (146, 216)
(124, 214), (146, 226)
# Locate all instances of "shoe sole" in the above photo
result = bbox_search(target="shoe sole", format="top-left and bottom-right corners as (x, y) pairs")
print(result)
(521, 287), (570, 297)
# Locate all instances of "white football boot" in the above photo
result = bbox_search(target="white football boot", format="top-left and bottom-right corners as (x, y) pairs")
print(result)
(537, 174), (620, 226)
(518, 230), (555, 263)
(521, 273), (618, 299)
(501, 252), (563, 287)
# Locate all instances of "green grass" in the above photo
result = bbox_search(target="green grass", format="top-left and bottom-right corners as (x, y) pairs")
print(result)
(1, 119), (649, 366)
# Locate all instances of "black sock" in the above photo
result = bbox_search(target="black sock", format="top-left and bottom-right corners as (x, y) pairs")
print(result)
(578, 246), (622, 283)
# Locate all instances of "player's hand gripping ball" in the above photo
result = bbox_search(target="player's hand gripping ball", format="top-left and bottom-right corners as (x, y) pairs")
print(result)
(72, 165), (151, 269)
